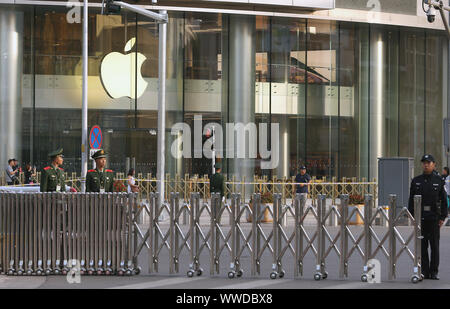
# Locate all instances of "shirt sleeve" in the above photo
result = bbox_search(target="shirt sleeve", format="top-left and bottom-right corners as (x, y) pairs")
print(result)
(440, 181), (448, 220)
(408, 179), (415, 216)
(86, 173), (91, 192)
(40, 170), (47, 192)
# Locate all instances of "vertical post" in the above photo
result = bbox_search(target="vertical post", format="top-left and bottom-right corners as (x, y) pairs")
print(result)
(251, 193), (259, 276)
(294, 194), (300, 277)
(388, 194), (396, 280)
(316, 194), (326, 276)
(339, 194), (348, 279)
(230, 193), (237, 273)
(189, 193), (195, 272)
(364, 194), (373, 270)
(81, 0), (88, 192)
(210, 193), (219, 275)
(148, 193), (154, 274)
(413, 195), (422, 277)
(169, 192), (175, 274)
(156, 11), (167, 208)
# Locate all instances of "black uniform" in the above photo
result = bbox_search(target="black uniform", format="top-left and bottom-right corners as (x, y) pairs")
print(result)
(408, 172), (448, 277)
(295, 173), (311, 194)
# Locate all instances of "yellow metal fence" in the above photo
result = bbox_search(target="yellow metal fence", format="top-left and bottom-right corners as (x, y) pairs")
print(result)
(0, 171), (377, 203)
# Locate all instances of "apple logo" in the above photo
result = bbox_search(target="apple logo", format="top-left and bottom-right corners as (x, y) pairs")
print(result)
(100, 37), (148, 99)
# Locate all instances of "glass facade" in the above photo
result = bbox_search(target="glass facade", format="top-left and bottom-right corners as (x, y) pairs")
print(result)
(4, 5), (448, 179)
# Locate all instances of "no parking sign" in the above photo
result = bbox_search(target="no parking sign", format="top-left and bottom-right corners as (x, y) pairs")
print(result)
(89, 125), (102, 149)
(89, 125), (102, 169)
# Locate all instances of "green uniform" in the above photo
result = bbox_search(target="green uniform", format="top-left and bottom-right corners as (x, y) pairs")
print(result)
(210, 173), (225, 197)
(86, 168), (114, 193)
(40, 165), (66, 192)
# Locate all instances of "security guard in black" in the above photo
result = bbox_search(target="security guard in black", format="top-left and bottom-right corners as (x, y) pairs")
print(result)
(408, 154), (448, 280)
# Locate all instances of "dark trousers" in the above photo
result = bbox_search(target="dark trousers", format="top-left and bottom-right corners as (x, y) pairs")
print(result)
(421, 218), (440, 275)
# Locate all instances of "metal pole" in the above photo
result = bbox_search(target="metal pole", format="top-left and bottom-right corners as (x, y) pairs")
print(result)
(157, 10), (167, 207)
(212, 126), (215, 174)
(81, 0), (88, 192)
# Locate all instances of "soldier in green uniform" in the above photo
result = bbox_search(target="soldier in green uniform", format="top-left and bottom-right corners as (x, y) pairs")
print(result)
(40, 148), (66, 192)
(86, 149), (114, 193)
(210, 163), (225, 198)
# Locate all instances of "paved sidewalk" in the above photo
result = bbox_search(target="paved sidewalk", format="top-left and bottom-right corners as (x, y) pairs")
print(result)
(1, 225), (449, 289)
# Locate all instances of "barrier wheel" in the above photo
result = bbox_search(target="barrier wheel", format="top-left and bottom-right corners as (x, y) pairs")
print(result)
(236, 270), (243, 278)
(17, 270), (23, 276)
(322, 272), (328, 280)
(314, 273), (322, 281)
(279, 270), (285, 279)
(117, 269), (125, 276)
(134, 267), (141, 275)
(53, 269), (60, 275)
(27, 270), (33, 276)
(87, 269), (94, 276)
(187, 270), (195, 278)
(125, 269), (132, 276)
(361, 274), (368, 282)
(411, 275), (420, 284)
(228, 271), (236, 279)
(36, 270), (42, 276)
(270, 272), (278, 280)
(196, 268), (203, 277)
(7, 269), (14, 276)
(45, 269), (52, 276)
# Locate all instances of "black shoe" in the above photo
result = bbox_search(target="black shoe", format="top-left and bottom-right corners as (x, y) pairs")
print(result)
(423, 273), (430, 279)
(430, 273), (440, 280)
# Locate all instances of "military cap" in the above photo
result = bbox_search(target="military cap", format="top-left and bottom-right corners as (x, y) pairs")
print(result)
(92, 149), (107, 160)
(421, 154), (435, 163)
(48, 148), (64, 158)
(215, 163), (222, 169)
(300, 165), (307, 170)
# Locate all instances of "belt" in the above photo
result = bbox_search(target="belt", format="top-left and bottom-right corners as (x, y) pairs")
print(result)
(424, 206), (432, 212)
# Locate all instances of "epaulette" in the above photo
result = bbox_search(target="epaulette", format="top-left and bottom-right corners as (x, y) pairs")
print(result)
(44, 166), (51, 170)
(106, 169), (113, 173)
(59, 167), (64, 171)
(88, 169), (95, 172)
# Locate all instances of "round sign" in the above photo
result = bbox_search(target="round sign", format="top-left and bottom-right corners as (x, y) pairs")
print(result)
(89, 125), (103, 149)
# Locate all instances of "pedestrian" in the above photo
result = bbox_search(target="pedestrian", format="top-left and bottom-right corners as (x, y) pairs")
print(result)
(210, 163), (225, 199)
(408, 154), (448, 280)
(24, 163), (37, 185)
(40, 148), (66, 192)
(442, 167), (450, 226)
(86, 149), (114, 193)
(295, 165), (311, 194)
(127, 168), (139, 193)
(5, 159), (18, 185)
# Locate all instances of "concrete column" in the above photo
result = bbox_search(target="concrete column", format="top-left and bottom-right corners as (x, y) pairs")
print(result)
(369, 29), (387, 179)
(228, 15), (256, 187)
(0, 7), (23, 166)
(271, 22), (290, 179)
(275, 115), (290, 178)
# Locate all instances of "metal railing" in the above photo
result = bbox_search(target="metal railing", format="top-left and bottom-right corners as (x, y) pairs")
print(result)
(1, 171), (377, 203)
(0, 192), (140, 276)
(133, 192), (422, 283)
(0, 190), (421, 283)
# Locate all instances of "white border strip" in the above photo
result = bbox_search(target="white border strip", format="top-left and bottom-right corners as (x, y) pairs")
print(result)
(0, 0), (446, 30)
